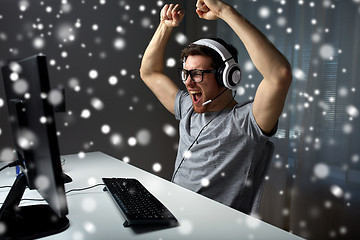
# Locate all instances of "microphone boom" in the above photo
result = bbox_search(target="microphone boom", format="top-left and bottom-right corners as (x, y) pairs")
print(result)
(201, 89), (228, 106)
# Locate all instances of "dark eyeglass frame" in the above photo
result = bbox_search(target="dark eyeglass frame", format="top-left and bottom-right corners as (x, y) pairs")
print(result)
(178, 68), (217, 83)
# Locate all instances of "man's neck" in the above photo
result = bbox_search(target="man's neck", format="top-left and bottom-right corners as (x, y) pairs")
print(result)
(206, 90), (237, 112)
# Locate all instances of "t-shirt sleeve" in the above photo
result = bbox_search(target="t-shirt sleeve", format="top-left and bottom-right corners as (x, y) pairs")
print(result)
(174, 90), (192, 121)
(235, 101), (278, 142)
(249, 102), (278, 138)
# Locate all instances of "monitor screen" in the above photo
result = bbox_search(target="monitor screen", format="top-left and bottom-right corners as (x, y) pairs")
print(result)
(0, 55), (69, 239)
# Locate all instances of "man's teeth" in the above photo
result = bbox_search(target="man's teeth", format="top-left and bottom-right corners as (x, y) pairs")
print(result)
(190, 91), (201, 94)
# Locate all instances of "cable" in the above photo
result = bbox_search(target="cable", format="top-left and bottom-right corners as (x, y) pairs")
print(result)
(65, 183), (105, 194)
(0, 159), (22, 172)
(20, 198), (46, 202)
(0, 183), (106, 205)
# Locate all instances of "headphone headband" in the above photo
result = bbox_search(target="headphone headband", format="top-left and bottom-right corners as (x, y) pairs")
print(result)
(190, 38), (241, 90)
(193, 39), (233, 63)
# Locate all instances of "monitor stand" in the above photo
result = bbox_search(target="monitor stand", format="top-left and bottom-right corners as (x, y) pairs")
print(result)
(0, 173), (70, 239)
(62, 172), (73, 183)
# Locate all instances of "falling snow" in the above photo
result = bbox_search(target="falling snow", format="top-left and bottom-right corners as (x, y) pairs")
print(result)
(90, 98), (104, 110)
(89, 69), (98, 79)
(152, 162), (162, 172)
(178, 219), (193, 235)
(0, 0), (359, 239)
(113, 37), (126, 50)
(313, 163), (330, 179)
(101, 124), (110, 134)
(330, 185), (344, 198)
(48, 89), (64, 106)
(175, 32), (188, 45)
(258, 6), (271, 19)
(17, 128), (38, 150)
(136, 129), (151, 146)
(81, 109), (91, 119)
(166, 58), (176, 67)
(0, 222), (6, 235)
(127, 137), (137, 147)
(319, 44), (335, 60)
(78, 151), (86, 159)
(81, 197), (97, 212)
(110, 133), (123, 146)
(35, 175), (50, 191)
(0, 148), (14, 162)
(163, 124), (177, 137)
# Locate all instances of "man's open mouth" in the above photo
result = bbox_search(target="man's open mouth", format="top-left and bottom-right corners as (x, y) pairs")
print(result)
(190, 91), (202, 104)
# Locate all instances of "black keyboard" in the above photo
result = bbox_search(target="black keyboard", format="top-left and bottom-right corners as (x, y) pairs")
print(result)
(102, 178), (178, 227)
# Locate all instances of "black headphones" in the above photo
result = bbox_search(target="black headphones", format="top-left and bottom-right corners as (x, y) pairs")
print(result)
(189, 38), (242, 90)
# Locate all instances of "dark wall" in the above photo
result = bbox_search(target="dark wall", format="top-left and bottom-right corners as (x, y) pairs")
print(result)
(217, 0), (360, 239)
(0, 0), (216, 180)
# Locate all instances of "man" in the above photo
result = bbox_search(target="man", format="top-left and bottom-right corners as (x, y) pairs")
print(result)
(140, 0), (292, 214)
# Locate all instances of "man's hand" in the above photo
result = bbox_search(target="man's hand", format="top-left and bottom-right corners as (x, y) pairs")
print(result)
(160, 4), (185, 28)
(195, 0), (226, 20)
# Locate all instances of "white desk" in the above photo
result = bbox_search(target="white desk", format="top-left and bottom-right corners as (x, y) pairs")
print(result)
(0, 152), (304, 239)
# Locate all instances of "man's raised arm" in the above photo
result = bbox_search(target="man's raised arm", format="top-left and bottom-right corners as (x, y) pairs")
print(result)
(196, 0), (292, 134)
(140, 4), (184, 115)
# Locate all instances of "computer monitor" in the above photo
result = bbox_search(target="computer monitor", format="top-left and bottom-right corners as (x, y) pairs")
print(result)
(0, 55), (69, 239)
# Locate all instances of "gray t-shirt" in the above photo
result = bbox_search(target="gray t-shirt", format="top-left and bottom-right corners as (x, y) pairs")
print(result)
(172, 90), (276, 214)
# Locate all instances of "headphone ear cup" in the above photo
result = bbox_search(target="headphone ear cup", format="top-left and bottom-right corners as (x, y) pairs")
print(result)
(216, 65), (225, 87)
(219, 63), (241, 89)
(182, 58), (186, 84)
(181, 70), (186, 84)
(227, 65), (241, 88)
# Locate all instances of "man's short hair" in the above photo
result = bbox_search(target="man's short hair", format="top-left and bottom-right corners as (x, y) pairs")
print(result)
(180, 38), (238, 70)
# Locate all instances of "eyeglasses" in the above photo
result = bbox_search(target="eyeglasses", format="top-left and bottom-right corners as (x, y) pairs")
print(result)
(178, 68), (217, 83)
